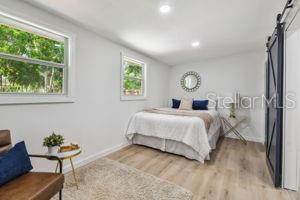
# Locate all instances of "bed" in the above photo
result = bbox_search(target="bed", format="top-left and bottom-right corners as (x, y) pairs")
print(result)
(126, 108), (221, 163)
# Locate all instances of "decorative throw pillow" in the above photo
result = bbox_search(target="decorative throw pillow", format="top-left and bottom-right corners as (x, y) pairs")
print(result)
(179, 98), (193, 110)
(172, 99), (181, 109)
(0, 141), (33, 186)
(193, 100), (209, 110)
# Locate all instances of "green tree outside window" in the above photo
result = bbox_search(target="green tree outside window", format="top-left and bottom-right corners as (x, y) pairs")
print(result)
(123, 59), (144, 96)
(0, 24), (65, 94)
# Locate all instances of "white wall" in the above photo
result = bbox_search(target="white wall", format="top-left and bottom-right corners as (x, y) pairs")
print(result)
(0, 0), (171, 171)
(169, 50), (266, 142)
(284, 9), (300, 191)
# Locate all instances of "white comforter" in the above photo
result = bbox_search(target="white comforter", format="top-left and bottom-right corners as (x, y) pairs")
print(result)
(126, 108), (220, 162)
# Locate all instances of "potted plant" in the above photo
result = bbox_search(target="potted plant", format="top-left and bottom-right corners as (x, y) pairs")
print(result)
(43, 132), (64, 154)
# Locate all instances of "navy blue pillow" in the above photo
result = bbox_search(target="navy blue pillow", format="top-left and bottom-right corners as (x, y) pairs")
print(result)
(193, 100), (209, 110)
(0, 141), (33, 186)
(172, 99), (181, 109)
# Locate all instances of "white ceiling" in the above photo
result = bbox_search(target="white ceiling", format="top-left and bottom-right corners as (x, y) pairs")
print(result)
(24, 0), (285, 66)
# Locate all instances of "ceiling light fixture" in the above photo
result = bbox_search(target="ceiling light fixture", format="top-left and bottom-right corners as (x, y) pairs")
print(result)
(160, 5), (171, 14)
(192, 41), (200, 47)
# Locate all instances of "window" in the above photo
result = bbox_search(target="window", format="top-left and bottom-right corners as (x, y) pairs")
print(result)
(0, 13), (70, 96)
(121, 54), (146, 100)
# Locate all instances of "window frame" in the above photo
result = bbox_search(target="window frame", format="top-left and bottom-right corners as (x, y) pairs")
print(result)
(120, 53), (147, 101)
(0, 11), (75, 105)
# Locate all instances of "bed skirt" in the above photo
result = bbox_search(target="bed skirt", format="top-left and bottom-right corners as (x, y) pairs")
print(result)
(131, 127), (221, 162)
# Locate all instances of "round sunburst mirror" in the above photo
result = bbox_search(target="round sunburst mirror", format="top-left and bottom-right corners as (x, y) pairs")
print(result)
(181, 71), (201, 92)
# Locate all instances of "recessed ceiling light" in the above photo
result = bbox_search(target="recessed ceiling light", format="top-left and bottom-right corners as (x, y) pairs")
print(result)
(192, 41), (200, 47)
(160, 5), (171, 14)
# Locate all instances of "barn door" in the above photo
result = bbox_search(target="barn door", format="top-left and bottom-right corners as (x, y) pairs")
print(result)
(265, 16), (284, 188)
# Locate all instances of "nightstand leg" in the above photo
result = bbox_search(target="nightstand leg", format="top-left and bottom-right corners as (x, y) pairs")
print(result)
(222, 119), (247, 144)
(231, 128), (247, 144)
(70, 158), (79, 190)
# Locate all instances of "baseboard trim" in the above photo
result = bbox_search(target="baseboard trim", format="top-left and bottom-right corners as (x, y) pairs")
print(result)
(62, 142), (130, 173)
(225, 134), (264, 144)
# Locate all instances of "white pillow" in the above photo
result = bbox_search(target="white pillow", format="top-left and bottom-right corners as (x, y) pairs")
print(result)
(179, 98), (193, 110)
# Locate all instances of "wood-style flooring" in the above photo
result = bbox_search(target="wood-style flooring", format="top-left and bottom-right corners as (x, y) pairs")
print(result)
(107, 138), (295, 200)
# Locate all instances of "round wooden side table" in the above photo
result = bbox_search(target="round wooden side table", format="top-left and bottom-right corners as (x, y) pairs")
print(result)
(47, 148), (82, 189)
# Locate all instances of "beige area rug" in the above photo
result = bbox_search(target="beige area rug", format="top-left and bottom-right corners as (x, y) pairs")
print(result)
(53, 158), (193, 200)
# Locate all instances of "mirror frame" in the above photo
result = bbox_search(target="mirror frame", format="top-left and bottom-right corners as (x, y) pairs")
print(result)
(180, 71), (201, 92)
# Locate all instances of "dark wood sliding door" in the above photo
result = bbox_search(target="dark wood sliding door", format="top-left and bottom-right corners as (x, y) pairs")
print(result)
(265, 16), (284, 188)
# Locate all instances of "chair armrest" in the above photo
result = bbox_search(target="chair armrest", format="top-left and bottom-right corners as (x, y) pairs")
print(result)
(29, 154), (63, 174)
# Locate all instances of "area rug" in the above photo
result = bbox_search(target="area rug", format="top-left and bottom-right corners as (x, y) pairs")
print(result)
(53, 158), (193, 200)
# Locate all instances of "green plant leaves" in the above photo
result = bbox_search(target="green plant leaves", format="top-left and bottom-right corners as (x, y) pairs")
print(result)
(43, 133), (64, 147)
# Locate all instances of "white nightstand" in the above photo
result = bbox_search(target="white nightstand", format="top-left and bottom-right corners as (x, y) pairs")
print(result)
(221, 116), (247, 144)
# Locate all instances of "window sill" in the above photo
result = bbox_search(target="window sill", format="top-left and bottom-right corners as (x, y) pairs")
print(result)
(121, 96), (147, 101)
(0, 95), (75, 105)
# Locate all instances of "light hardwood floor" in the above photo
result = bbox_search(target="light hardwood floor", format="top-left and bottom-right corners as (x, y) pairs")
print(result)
(107, 138), (295, 200)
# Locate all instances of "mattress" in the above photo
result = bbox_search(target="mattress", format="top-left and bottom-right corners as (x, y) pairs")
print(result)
(127, 108), (221, 162)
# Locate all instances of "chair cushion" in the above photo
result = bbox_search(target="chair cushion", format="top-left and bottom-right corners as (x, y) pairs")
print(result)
(0, 141), (33, 186)
(0, 172), (64, 200)
(0, 130), (12, 155)
(0, 145), (11, 156)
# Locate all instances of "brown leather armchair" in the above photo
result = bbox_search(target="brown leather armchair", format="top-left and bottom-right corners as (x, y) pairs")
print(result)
(0, 130), (64, 200)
